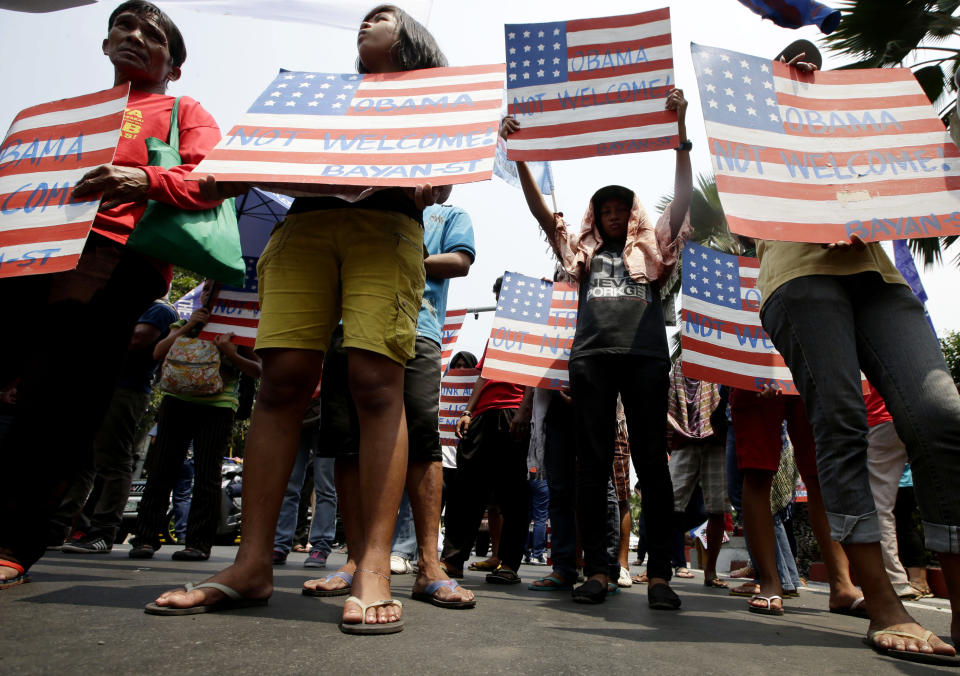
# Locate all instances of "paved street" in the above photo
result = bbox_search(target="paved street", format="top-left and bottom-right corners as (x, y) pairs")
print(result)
(1, 546), (955, 675)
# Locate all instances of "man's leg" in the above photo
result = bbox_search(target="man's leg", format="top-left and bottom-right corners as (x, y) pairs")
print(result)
(307, 456), (337, 557)
(390, 492), (417, 565)
(701, 443), (729, 584)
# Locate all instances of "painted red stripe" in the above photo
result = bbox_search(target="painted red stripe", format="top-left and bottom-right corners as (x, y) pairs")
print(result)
(348, 99), (501, 116)
(567, 8), (670, 31)
(360, 64), (504, 83)
(771, 61), (916, 85)
(681, 335), (785, 367)
(205, 146), (491, 166)
(356, 80), (503, 97)
(568, 34), (671, 59)
(485, 347), (570, 369)
(479, 365), (562, 390)
(11, 86), (128, 124)
(717, 172), (960, 201)
(508, 84), (672, 115)
(567, 57), (673, 82)
(679, 361), (795, 393)
(0, 147), (116, 181)
(187, 172), (493, 188)
(4, 114), (126, 147)
(0, 253), (79, 278)
(780, 117), (945, 139)
(207, 315), (259, 327)
(225, 122), (496, 142)
(776, 92), (930, 112)
(508, 134), (678, 161)
(507, 110), (675, 140)
(709, 138), (960, 167)
(0, 221), (91, 247)
(198, 330), (256, 347)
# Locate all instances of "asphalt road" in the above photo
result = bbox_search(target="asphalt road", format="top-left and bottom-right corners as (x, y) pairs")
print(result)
(1, 546), (956, 675)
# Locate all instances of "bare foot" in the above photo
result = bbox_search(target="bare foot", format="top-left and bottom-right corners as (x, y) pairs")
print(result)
(303, 561), (355, 594)
(868, 621), (956, 656)
(828, 582), (863, 612)
(748, 595), (783, 612)
(152, 563), (272, 609)
(730, 581), (761, 596)
(414, 560), (474, 603)
(1, 564), (22, 581)
(343, 567), (400, 626)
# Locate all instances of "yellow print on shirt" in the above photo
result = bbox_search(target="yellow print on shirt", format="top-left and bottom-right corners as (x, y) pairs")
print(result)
(121, 108), (143, 139)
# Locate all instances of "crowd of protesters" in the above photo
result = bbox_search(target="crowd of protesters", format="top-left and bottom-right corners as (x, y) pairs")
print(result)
(0, 0), (958, 662)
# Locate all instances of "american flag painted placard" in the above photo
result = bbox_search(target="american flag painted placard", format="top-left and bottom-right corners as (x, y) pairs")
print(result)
(680, 242), (795, 393)
(0, 84), (129, 278)
(480, 272), (578, 390)
(199, 256), (260, 347)
(192, 65), (505, 187)
(440, 308), (467, 372)
(692, 43), (960, 243)
(438, 367), (478, 447)
(504, 9), (677, 161)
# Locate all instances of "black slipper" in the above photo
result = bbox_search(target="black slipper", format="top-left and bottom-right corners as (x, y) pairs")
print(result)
(571, 579), (607, 604)
(485, 568), (521, 584)
(648, 583), (681, 610)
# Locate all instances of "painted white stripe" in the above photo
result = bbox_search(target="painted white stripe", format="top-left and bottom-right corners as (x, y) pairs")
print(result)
(0, 201), (98, 232)
(507, 95), (667, 132)
(194, 157), (494, 178)
(683, 295), (764, 327)
(711, 157), (960, 187)
(349, 88), (503, 106)
(510, 122), (677, 151)
(681, 350), (794, 381)
(773, 75), (920, 101)
(6, 97), (128, 137)
(240, 109), (498, 130)
(566, 19), (672, 47)
(681, 322), (783, 360)
(203, 322), (258, 339)
(215, 135), (496, 155)
(507, 66), (673, 103)
(356, 70), (504, 91)
(0, 237), (84, 259)
(482, 356), (569, 382)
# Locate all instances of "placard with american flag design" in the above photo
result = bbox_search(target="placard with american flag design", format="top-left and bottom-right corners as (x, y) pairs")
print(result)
(480, 272), (578, 390)
(440, 308), (466, 372)
(680, 241), (795, 392)
(438, 367), (478, 447)
(504, 9), (677, 161)
(0, 84), (129, 277)
(199, 256), (259, 347)
(192, 65), (505, 187)
(692, 43), (960, 243)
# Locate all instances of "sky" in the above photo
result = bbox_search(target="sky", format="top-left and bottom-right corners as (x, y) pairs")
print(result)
(1, 0), (958, 359)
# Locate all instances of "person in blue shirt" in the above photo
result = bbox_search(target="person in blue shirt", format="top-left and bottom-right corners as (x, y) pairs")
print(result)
(304, 203), (478, 610)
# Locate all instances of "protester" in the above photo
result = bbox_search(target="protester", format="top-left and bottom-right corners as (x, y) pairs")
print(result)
(146, 6), (449, 634)
(0, 0), (225, 588)
(757, 38), (960, 664)
(130, 292), (261, 560)
(54, 298), (179, 553)
(503, 86), (692, 608)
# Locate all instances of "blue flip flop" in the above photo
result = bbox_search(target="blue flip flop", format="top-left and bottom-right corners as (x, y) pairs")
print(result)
(302, 570), (353, 597)
(528, 575), (574, 592)
(411, 579), (476, 609)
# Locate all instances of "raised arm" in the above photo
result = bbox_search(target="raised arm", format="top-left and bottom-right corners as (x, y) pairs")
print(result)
(501, 117), (558, 246)
(666, 88), (693, 239)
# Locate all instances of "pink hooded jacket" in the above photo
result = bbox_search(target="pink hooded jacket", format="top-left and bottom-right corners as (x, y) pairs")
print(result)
(552, 194), (691, 285)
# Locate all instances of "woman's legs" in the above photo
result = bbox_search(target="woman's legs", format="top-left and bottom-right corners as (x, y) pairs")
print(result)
(151, 348), (323, 609)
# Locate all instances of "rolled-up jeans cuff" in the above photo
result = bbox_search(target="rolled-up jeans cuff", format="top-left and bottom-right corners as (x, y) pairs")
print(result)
(922, 521), (960, 554)
(827, 510), (881, 543)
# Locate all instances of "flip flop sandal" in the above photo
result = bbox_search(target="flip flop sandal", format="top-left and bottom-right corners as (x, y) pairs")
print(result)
(829, 596), (868, 618)
(144, 582), (268, 616)
(648, 583), (681, 610)
(485, 568), (521, 585)
(571, 579), (606, 604)
(411, 579), (476, 609)
(302, 570), (354, 597)
(865, 629), (960, 666)
(0, 560), (29, 590)
(631, 573), (648, 585)
(747, 594), (784, 616)
(674, 568), (695, 579)
(728, 584), (761, 598)
(528, 574), (574, 592)
(340, 596), (404, 635)
(703, 577), (729, 589)
(607, 582), (620, 596)
(468, 560), (499, 571)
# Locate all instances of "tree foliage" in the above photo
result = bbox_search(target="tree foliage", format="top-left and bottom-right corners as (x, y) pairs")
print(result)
(941, 330), (960, 386)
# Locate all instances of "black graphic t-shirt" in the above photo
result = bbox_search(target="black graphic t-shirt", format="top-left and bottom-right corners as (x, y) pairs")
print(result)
(571, 243), (669, 361)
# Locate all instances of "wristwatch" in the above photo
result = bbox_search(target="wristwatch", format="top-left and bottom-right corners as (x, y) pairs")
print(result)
(460, 411), (472, 418)
(676, 140), (693, 152)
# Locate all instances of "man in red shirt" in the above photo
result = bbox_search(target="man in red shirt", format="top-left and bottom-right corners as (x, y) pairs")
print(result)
(0, 1), (224, 588)
(440, 277), (533, 583)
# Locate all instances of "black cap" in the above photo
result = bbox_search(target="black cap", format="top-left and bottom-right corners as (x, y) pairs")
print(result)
(775, 39), (822, 70)
(590, 185), (634, 217)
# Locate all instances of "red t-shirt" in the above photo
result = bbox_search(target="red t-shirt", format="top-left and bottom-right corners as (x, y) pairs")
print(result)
(864, 383), (893, 428)
(472, 353), (525, 417)
(93, 91), (222, 285)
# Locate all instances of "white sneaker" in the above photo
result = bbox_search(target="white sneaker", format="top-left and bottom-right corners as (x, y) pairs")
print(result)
(617, 566), (633, 588)
(390, 555), (414, 574)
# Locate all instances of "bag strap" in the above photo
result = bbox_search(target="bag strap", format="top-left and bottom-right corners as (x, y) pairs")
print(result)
(167, 97), (182, 153)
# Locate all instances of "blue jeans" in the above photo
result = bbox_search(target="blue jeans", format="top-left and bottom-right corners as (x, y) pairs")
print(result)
(773, 509), (800, 591)
(762, 272), (960, 551)
(274, 426), (337, 555)
(171, 457), (194, 542)
(525, 478), (550, 558)
(391, 491), (417, 561)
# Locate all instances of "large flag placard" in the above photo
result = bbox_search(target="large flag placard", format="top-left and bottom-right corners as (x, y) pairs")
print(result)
(680, 242), (795, 392)
(480, 272), (578, 390)
(691, 43), (960, 243)
(440, 308), (467, 372)
(198, 256), (260, 347)
(438, 367), (478, 447)
(0, 84), (129, 277)
(504, 8), (677, 161)
(192, 65), (505, 187)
